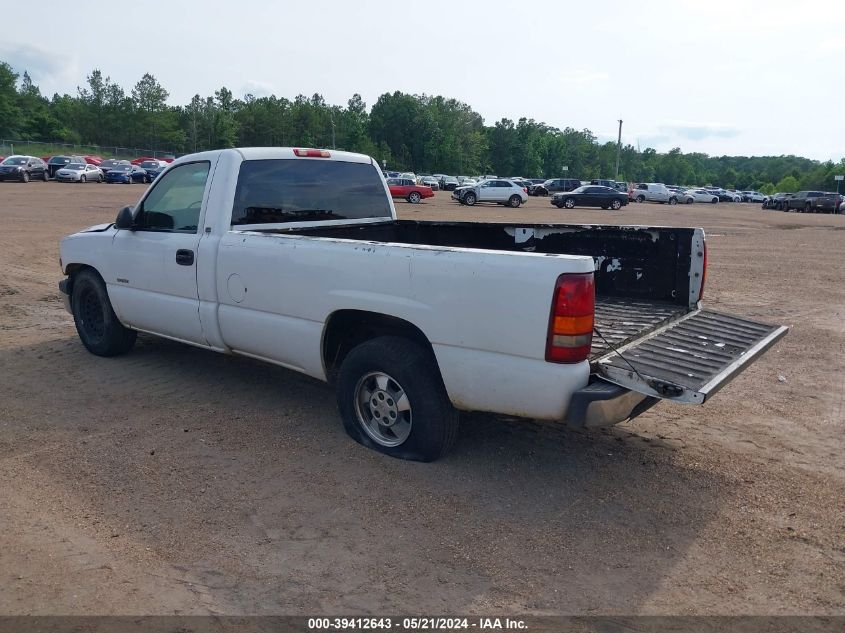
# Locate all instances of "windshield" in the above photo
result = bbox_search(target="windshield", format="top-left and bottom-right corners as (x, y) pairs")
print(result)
(48, 156), (70, 165)
(231, 159), (392, 225)
(112, 166), (131, 172)
(140, 162), (159, 169)
(65, 164), (85, 171)
(444, 177), (458, 183)
(570, 186), (588, 193)
(2, 157), (27, 165)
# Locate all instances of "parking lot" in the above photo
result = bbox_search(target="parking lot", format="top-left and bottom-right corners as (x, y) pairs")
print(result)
(0, 183), (843, 615)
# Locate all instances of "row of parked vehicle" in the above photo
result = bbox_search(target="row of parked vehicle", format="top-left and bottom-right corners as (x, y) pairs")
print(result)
(0, 153), (171, 184)
(762, 191), (844, 213)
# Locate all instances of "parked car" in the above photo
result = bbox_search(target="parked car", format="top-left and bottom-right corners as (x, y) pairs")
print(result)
(105, 164), (149, 184)
(0, 155), (49, 182)
(590, 179), (617, 188)
(83, 156), (103, 166)
(452, 179), (529, 207)
(439, 175), (459, 191)
(99, 159), (132, 174)
(741, 191), (766, 203)
(139, 159), (168, 180)
(632, 183), (678, 204)
(57, 146), (787, 462)
(762, 192), (789, 210)
(55, 163), (104, 183)
(683, 189), (719, 204)
(782, 191), (843, 213)
(532, 178), (582, 197)
(420, 176), (440, 190)
(707, 188), (741, 202)
(551, 185), (629, 210)
(387, 177), (434, 204)
(47, 155), (87, 178)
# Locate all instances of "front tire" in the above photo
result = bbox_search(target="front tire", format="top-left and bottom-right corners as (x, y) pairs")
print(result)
(563, 197), (576, 209)
(42, 171), (49, 182)
(669, 197), (678, 205)
(408, 191), (421, 204)
(80, 175), (86, 183)
(463, 192), (477, 206)
(508, 195), (521, 208)
(336, 336), (459, 462)
(70, 269), (136, 357)
(636, 195), (645, 203)
(21, 171), (30, 183)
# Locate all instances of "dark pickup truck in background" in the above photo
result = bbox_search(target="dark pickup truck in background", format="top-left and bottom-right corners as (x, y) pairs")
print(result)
(782, 191), (843, 213)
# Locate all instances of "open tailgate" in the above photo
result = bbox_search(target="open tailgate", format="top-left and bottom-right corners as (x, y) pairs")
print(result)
(594, 310), (788, 404)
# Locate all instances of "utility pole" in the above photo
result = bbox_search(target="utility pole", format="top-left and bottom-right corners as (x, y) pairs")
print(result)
(614, 119), (623, 180)
(330, 113), (336, 150)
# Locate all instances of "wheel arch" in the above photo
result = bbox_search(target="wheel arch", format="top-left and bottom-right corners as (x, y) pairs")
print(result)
(321, 309), (438, 383)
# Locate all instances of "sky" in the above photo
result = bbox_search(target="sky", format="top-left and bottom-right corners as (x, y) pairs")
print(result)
(2, 0), (844, 161)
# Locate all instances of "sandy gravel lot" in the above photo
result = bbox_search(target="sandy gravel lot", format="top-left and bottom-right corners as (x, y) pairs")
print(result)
(0, 183), (842, 615)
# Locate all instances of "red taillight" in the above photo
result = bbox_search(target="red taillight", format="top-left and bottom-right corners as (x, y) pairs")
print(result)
(523, 187), (528, 193)
(293, 148), (331, 158)
(699, 239), (707, 301)
(545, 273), (595, 363)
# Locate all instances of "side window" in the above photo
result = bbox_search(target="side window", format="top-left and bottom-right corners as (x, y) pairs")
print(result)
(135, 161), (210, 232)
(637, 183), (647, 190)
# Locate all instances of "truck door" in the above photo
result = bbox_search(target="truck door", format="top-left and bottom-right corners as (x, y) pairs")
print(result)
(108, 160), (213, 345)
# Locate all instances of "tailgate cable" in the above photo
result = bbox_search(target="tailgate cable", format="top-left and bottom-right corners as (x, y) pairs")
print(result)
(593, 326), (648, 383)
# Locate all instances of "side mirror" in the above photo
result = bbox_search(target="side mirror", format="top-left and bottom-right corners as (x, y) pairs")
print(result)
(114, 206), (135, 230)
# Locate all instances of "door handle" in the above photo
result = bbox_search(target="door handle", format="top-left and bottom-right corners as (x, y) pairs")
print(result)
(175, 249), (194, 266)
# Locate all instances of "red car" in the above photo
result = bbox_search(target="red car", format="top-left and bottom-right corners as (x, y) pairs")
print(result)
(387, 177), (434, 204)
(83, 155), (103, 166)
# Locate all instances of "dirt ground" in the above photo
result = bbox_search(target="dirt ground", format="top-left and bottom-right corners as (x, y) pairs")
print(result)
(0, 183), (842, 616)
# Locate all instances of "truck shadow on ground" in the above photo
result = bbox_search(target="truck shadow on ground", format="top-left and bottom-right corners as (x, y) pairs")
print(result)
(1, 334), (733, 614)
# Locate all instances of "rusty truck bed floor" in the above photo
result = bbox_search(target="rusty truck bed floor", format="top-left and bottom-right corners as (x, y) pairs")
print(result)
(591, 297), (688, 359)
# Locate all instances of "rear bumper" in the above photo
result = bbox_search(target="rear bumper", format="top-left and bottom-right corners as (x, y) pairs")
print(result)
(563, 379), (658, 428)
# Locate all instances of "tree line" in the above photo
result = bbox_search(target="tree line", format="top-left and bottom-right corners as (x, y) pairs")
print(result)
(1, 61), (843, 194)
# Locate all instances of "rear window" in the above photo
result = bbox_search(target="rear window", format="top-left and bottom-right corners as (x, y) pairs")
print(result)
(231, 159), (392, 225)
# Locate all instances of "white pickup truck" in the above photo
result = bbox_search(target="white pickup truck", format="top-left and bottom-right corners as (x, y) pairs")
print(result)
(59, 148), (787, 461)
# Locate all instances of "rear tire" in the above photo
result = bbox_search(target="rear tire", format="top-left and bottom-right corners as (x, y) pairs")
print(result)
(508, 195), (521, 208)
(408, 191), (421, 204)
(669, 197), (678, 205)
(70, 269), (136, 357)
(804, 203), (811, 214)
(336, 336), (458, 462)
(610, 199), (622, 210)
(42, 171), (48, 182)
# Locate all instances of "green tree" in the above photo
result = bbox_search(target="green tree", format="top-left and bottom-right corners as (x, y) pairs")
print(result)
(0, 62), (21, 136)
(775, 175), (799, 192)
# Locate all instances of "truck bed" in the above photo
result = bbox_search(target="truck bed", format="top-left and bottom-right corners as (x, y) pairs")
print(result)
(288, 219), (701, 360)
(250, 219), (785, 406)
(591, 297), (688, 359)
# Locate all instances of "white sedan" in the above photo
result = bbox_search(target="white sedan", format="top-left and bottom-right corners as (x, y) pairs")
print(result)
(683, 189), (719, 204)
(55, 163), (104, 183)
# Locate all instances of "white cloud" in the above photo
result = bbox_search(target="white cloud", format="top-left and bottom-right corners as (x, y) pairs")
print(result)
(240, 80), (275, 99)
